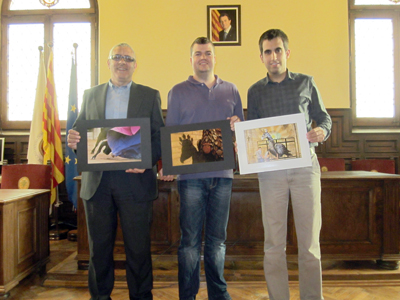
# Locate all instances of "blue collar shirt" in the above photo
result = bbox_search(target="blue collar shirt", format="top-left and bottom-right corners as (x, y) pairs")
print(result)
(105, 80), (132, 119)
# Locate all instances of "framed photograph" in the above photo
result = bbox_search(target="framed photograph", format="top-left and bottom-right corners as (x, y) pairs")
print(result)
(76, 118), (151, 172)
(0, 138), (4, 165)
(161, 120), (235, 175)
(207, 5), (241, 46)
(235, 113), (312, 175)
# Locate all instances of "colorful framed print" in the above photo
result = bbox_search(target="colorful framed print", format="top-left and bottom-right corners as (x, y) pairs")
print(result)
(76, 118), (151, 172)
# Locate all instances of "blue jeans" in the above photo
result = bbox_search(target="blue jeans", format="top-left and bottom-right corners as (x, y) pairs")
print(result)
(177, 178), (232, 300)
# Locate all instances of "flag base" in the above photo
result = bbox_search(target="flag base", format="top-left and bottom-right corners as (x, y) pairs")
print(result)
(49, 228), (69, 240)
(67, 229), (78, 241)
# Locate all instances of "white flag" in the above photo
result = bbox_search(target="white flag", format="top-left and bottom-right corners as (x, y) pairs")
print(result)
(27, 48), (46, 164)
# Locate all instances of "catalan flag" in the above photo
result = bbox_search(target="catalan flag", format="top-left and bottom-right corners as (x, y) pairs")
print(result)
(65, 56), (79, 209)
(212, 10), (223, 42)
(42, 47), (65, 205)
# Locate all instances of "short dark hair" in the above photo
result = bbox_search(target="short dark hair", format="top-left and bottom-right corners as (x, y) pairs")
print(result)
(258, 29), (289, 54)
(219, 12), (231, 21)
(108, 43), (135, 60)
(190, 37), (215, 56)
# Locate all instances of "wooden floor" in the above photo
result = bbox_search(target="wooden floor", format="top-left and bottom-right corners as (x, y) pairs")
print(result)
(5, 239), (400, 300)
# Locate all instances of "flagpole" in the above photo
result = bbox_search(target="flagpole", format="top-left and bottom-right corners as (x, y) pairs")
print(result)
(66, 43), (79, 242)
(73, 43), (78, 64)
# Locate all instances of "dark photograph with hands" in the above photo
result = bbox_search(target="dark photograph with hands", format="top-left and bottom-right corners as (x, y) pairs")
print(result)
(76, 118), (152, 172)
(161, 120), (235, 175)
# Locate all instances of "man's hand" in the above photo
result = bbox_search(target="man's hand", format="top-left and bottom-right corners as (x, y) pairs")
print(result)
(306, 127), (325, 143)
(126, 168), (146, 173)
(158, 168), (175, 181)
(67, 129), (81, 150)
(228, 115), (241, 131)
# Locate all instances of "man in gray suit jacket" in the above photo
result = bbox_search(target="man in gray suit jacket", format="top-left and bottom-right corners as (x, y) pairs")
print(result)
(67, 43), (164, 300)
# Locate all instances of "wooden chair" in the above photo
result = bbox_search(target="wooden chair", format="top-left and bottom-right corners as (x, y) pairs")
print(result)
(317, 157), (345, 172)
(351, 159), (396, 174)
(1, 164), (51, 189)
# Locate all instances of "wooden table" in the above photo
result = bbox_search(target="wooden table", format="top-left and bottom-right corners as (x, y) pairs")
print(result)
(0, 189), (50, 297)
(75, 171), (400, 269)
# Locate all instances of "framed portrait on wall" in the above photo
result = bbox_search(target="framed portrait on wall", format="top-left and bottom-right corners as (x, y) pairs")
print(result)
(207, 5), (241, 46)
(235, 113), (311, 175)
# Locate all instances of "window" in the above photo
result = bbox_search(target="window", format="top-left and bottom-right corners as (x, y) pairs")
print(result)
(349, 0), (400, 127)
(1, 0), (97, 129)
(9, 0), (90, 10)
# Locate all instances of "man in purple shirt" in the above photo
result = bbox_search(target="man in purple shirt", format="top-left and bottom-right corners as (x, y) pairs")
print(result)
(161, 37), (243, 300)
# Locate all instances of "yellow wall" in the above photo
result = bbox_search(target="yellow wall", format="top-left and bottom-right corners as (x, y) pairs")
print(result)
(98, 0), (350, 109)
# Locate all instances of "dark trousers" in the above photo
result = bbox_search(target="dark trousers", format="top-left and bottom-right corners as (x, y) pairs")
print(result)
(83, 171), (153, 300)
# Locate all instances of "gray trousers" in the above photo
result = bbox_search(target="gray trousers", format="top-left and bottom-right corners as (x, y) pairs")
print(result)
(258, 153), (324, 300)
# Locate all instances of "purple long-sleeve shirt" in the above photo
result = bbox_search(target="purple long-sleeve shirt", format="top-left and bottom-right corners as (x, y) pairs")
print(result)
(166, 75), (244, 180)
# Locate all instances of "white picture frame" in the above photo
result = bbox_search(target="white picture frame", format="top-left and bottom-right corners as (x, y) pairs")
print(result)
(234, 113), (311, 175)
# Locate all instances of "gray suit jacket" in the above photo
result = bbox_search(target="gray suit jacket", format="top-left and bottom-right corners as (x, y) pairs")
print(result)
(74, 82), (164, 200)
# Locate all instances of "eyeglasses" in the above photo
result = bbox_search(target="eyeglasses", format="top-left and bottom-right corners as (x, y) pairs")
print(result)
(109, 54), (136, 63)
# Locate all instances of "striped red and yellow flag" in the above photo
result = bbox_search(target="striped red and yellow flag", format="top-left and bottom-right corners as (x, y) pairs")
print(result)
(212, 10), (223, 42)
(42, 48), (65, 205)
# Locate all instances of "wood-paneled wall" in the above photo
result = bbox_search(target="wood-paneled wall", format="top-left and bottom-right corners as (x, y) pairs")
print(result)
(1, 109), (399, 171)
(1, 108), (399, 250)
(315, 109), (399, 172)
